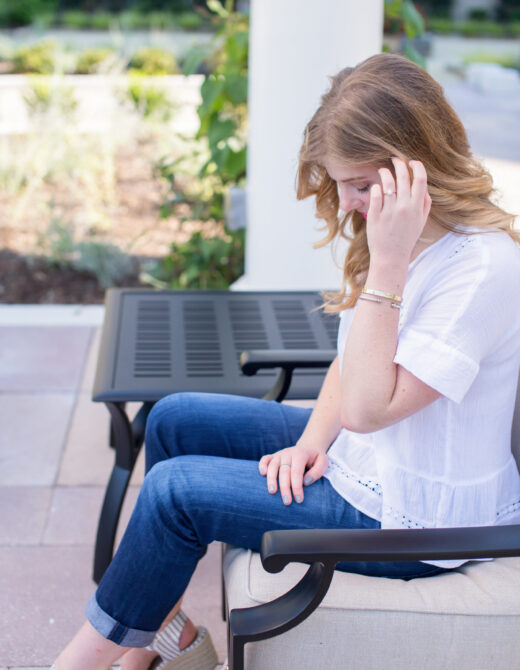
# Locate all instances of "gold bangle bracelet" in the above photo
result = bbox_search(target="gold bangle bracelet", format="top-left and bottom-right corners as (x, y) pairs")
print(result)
(362, 287), (402, 303)
(359, 294), (402, 309)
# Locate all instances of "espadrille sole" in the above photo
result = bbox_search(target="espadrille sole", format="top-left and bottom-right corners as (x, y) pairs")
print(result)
(155, 627), (218, 670)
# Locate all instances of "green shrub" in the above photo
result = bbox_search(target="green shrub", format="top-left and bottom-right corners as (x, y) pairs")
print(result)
(0, 0), (57, 27)
(61, 10), (90, 29)
(117, 10), (146, 30)
(37, 216), (137, 288)
(74, 240), (136, 288)
(90, 11), (114, 30)
(463, 51), (520, 69)
(146, 11), (176, 29)
(145, 228), (244, 290)
(468, 8), (489, 20)
(23, 76), (77, 117)
(457, 20), (506, 37)
(429, 18), (516, 37)
(126, 74), (175, 120)
(428, 17), (454, 34)
(75, 48), (116, 74)
(129, 47), (178, 74)
(31, 11), (56, 30)
(174, 11), (204, 31)
(13, 40), (57, 74)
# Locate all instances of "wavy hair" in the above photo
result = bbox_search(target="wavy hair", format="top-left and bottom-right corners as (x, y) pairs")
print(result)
(297, 53), (519, 312)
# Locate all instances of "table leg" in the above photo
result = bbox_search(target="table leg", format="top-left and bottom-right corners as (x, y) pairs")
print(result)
(93, 400), (154, 584)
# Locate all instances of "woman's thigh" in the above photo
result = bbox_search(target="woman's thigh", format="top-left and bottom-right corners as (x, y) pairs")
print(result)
(151, 455), (444, 579)
(145, 392), (312, 471)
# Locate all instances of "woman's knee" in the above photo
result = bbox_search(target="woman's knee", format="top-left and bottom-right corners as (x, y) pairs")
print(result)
(145, 392), (207, 470)
(143, 456), (216, 525)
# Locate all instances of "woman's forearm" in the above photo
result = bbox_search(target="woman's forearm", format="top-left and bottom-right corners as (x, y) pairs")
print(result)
(296, 356), (343, 452)
(340, 259), (408, 432)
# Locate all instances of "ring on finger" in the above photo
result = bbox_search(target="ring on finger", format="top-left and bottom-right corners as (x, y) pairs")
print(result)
(280, 462), (291, 468)
(385, 188), (396, 196)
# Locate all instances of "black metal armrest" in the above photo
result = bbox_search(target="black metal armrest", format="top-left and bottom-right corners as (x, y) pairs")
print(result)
(261, 525), (520, 572)
(227, 523), (520, 669)
(240, 349), (336, 402)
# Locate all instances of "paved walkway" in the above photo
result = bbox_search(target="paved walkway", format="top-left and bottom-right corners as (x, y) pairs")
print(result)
(0, 307), (226, 669)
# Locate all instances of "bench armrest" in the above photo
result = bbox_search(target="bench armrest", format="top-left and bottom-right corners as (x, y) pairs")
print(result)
(240, 349), (336, 375)
(261, 525), (520, 573)
(240, 349), (336, 402)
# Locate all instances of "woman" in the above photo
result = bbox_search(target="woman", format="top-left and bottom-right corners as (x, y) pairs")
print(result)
(53, 53), (520, 670)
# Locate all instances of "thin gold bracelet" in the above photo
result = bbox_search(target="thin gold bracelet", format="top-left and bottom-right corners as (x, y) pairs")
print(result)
(362, 287), (402, 303)
(359, 294), (402, 309)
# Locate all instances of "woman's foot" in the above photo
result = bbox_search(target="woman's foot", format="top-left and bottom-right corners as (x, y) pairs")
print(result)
(120, 618), (198, 670)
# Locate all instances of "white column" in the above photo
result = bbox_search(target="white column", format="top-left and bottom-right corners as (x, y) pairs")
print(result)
(233, 0), (383, 291)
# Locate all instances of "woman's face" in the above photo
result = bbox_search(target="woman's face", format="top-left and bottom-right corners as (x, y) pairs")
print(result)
(322, 158), (382, 220)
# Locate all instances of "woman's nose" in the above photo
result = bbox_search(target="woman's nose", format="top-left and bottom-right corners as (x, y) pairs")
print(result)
(339, 188), (363, 213)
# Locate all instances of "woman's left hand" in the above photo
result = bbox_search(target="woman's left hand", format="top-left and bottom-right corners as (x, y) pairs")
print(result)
(366, 157), (432, 265)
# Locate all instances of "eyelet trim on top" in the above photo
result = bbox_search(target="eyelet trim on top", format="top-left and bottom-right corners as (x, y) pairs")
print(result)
(382, 505), (424, 529)
(496, 499), (520, 519)
(447, 235), (476, 259)
(328, 461), (382, 496)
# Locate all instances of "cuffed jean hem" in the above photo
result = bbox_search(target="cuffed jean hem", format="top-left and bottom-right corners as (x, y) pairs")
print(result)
(86, 594), (156, 647)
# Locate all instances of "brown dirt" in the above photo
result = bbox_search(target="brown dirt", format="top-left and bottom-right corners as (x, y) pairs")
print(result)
(0, 134), (213, 303)
(0, 248), (147, 304)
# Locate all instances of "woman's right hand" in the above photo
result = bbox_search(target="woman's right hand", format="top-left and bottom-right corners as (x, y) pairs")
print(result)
(258, 444), (329, 506)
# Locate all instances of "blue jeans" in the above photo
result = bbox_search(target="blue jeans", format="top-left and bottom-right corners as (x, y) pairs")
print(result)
(86, 392), (447, 646)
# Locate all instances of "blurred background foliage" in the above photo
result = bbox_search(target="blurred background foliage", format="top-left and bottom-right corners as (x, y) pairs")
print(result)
(1, 0), (520, 297)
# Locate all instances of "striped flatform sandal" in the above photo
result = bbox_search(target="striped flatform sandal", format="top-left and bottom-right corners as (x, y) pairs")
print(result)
(147, 610), (218, 670)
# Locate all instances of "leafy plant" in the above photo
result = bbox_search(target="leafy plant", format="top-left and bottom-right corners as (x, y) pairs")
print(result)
(129, 47), (179, 75)
(146, 10), (176, 29)
(384, 0), (426, 67)
(36, 211), (75, 267)
(145, 228), (244, 289)
(23, 76), (77, 117)
(117, 9), (145, 30)
(74, 240), (137, 288)
(90, 11), (114, 30)
(146, 0), (247, 290)
(0, 0), (57, 28)
(36, 211), (137, 288)
(428, 17), (520, 37)
(13, 40), (58, 74)
(174, 11), (204, 31)
(161, 0), (248, 219)
(463, 51), (520, 69)
(126, 74), (176, 120)
(468, 8), (490, 21)
(61, 10), (91, 29)
(75, 48), (116, 74)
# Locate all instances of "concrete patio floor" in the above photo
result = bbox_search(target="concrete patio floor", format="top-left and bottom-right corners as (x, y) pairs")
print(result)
(0, 306), (227, 669)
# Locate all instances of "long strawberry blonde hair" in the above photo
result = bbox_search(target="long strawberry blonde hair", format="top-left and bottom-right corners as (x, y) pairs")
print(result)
(297, 53), (519, 312)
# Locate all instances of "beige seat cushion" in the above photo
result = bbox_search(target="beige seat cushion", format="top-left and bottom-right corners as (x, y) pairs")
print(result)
(224, 546), (520, 670)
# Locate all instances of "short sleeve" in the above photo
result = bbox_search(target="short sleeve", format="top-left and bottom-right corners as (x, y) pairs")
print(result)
(394, 235), (520, 403)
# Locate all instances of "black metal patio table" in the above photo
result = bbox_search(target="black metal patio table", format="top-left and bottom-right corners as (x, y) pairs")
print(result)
(91, 288), (338, 583)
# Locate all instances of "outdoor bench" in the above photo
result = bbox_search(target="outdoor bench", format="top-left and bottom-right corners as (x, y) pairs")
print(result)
(91, 288), (338, 583)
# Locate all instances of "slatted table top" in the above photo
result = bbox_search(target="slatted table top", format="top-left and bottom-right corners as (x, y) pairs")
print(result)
(92, 289), (339, 403)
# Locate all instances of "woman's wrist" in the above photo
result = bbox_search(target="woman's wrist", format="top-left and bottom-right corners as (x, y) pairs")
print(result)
(295, 437), (332, 454)
(365, 258), (408, 296)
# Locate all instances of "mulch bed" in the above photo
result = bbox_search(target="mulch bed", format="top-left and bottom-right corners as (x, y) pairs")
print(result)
(0, 249), (148, 304)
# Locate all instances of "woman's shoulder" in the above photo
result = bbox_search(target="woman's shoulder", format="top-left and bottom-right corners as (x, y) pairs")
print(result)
(442, 229), (520, 277)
